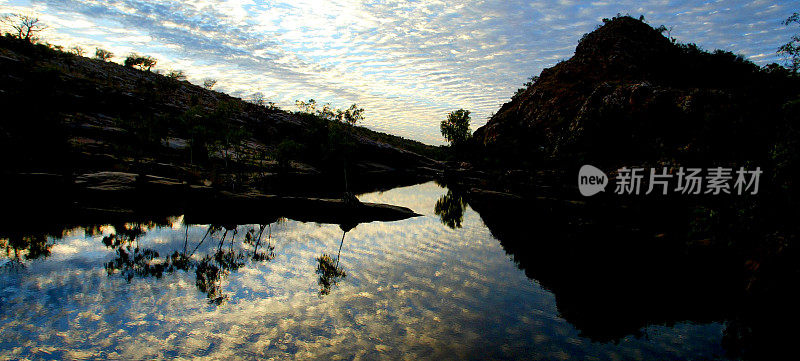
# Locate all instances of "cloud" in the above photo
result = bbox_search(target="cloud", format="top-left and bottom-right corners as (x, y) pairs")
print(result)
(0, 182), (738, 359)
(0, 0), (796, 144)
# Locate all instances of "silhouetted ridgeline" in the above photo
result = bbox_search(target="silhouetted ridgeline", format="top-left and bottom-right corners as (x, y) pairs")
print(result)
(473, 15), (800, 172)
(0, 34), (442, 197)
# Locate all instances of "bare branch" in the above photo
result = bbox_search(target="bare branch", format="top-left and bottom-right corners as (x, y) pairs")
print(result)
(2, 14), (47, 43)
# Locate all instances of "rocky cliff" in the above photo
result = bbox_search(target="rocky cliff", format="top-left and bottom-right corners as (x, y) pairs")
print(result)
(473, 16), (800, 169)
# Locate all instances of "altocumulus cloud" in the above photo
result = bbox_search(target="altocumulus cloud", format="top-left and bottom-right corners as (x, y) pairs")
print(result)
(0, 0), (796, 144)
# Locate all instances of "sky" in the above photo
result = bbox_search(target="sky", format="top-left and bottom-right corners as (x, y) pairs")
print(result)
(0, 1), (797, 145)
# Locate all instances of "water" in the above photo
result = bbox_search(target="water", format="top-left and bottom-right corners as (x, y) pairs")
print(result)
(0, 182), (732, 360)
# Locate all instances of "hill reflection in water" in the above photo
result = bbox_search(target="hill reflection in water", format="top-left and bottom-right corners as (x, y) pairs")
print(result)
(1, 182), (734, 360)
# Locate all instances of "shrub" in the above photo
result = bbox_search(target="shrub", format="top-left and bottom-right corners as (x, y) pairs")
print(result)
(69, 46), (84, 56)
(512, 76), (539, 99)
(94, 48), (113, 61)
(167, 70), (186, 81)
(250, 92), (265, 106)
(124, 53), (157, 71)
(203, 78), (217, 89)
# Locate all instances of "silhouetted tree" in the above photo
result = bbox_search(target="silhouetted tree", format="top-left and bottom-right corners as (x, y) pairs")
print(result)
(69, 46), (84, 56)
(779, 12), (800, 72)
(440, 108), (471, 146)
(167, 69), (186, 81)
(250, 92), (265, 106)
(203, 78), (217, 89)
(295, 98), (318, 113)
(513, 76), (539, 99)
(295, 99), (364, 125)
(337, 104), (364, 125)
(1, 14), (46, 43)
(294, 98), (362, 190)
(94, 47), (113, 61)
(124, 53), (157, 71)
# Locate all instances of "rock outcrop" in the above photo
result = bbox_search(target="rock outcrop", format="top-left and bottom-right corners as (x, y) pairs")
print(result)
(473, 16), (799, 168)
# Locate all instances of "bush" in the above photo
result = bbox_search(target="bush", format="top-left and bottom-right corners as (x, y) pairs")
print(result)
(203, 78), (217, 89)
(95, 48), (113, 61)
(166, 70), (186, 81)
(69, 46), (84, 56)
(250, 92), (265, 106)
(124, 53), (157, 71)
(512, 76), (539, 99)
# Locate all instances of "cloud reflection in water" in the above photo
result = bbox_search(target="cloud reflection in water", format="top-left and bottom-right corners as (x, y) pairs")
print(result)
(0, 182), (728, 359)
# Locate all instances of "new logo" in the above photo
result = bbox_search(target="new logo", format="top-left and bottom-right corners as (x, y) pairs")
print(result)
(578, 165), (608, 196)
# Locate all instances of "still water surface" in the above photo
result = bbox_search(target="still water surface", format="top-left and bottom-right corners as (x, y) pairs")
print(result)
(1, 182), (729, 360)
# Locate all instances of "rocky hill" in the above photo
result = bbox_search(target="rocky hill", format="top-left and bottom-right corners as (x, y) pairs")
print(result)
(0, 35), (441, 198)
(473, 16), (800, 170)
(462, 18), (800, 358)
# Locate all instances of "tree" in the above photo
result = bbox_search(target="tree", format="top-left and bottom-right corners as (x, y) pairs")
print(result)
(203, 78), (217, 89)
(250, 92), (265, 106)
(294, 99), (363, 125)
(779, 12), (800, 72)
(69, 46), (84, 56)
(167, 70), (186, 81)
(95, 48), (113, 61)
(434, 190), (467, 229)
(179, 100), (246, 168)
(124, 53), (157, 71)
(340, 104), (364, 125)
(1, 14), (47, 43)
(316, 253), (346, 296)
(296, 98), (318, 113)
(513, 75), (539, 99)
(440, 108), (471, 146)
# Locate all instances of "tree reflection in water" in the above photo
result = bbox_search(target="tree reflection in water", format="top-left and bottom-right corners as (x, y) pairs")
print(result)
(103, 222), (168, 282)
(316, 223), (355, 296)
(245, 223), (276, 262)
(102, 219), (280, 304)
(4, 214), (358, 302)
(1, 224), (116, 272)
(434, 190), (467, 229)
(0, 233), (55, 271)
